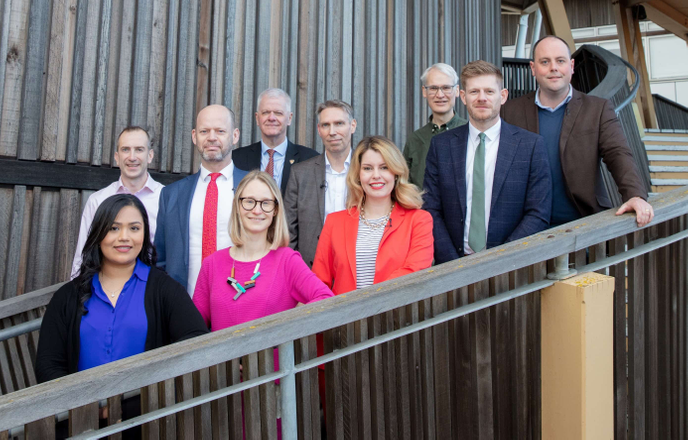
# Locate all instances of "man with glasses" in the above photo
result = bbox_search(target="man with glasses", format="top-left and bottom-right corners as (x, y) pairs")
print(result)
(154, 104), (247, 296)
(404, 63), (467, 188)
(284, 100), (357, 267)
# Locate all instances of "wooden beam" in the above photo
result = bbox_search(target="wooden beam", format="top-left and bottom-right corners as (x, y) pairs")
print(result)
(614, 2), (659, 129)
(643, 0), (688, 43)
(536, 0), (575, 50)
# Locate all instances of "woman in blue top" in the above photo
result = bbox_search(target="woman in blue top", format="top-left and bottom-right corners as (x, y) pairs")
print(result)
(36, 194), (208, 382)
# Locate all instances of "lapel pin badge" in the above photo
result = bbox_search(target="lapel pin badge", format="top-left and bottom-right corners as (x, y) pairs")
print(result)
(289, 159), (295, 164)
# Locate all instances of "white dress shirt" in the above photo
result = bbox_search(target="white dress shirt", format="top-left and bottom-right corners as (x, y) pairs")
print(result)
(260, 138), (289, 189)
(463, 119), (501, 255)
(71, 175), (164, 279)
(324, 150), (351, 221)
(535, 84), (573, 112)
(187, 163), (235, 296)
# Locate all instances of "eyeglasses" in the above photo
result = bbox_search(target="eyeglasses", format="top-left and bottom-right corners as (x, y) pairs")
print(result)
(239, 197), (277, 213)
(423, 85), (457, 96)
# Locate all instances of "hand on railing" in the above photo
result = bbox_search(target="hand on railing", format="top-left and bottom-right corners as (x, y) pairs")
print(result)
(615, 196), (655, 227)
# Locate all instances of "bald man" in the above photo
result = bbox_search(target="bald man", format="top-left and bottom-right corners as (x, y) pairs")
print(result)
(155, 105), (247, 295)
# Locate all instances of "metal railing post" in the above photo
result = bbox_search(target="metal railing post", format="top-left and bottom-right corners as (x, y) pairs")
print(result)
(279, 341), (297, 439)
(547, 253), (577, 280)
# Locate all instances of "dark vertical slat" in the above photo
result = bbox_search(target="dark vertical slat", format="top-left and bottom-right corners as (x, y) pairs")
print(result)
(381, 310), (398, 440)
(324, 327), (344, 439)
(258, 349), (277, 440)
(209, 363), (229, 440)
(294, 335), (320, 440)
(142, 383), (160, 439)
(159, 378), (177, 440)
(628, 230), (646, 437)
(90, 0), (113, 166)
(193, 368), (212, 440)
(16, 0), (51, 161)
(678, 216), (686, 440)
(65, 0), (89, 163)
(341, 322), (359, 439)
(25, 416), (55, 440)
(470, 279), (494, 440)
(393, 306), (411, 440)
(175, 373), (194, 439)
(160, 0), (180, 173)
(69, 402), (100, 436)
(355, 316), (372, 440)
(656, 223), (670, 440)
(107, 394), (123, 440)
(431, 293), (452, 438)
(453, 286), (477, 438)
(226, 359), (243, 440)
(529, 262), (545, 440)
(511, 268), (529, 439)
(243, 352), (262, 440)
(368, 314), (386, 439)
(419, 299), (436, 439)
(490, 273), (512, 439)
(610, 235), (628, 440)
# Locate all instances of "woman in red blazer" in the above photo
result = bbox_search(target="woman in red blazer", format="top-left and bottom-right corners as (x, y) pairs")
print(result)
(312, 135), (434, 294)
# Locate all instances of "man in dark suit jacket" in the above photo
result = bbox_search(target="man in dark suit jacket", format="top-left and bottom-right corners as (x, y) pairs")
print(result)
(501, 35), (652, 227)
(232, 88), (319, 195)
(424, 60), (552, 264)
(285, 100), (357, 267)
(155, 105), (247, 295)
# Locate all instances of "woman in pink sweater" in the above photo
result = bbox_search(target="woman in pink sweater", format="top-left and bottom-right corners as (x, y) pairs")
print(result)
(193, 170), (333, 331)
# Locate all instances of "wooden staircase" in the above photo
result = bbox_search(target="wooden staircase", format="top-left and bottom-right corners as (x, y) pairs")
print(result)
(644, 130), (688, 194)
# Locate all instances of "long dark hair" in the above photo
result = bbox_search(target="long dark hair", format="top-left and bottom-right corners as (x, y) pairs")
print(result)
(74, 194), (157, 312)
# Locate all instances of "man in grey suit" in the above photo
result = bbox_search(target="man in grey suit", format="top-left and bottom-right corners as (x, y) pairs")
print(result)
(284, 100), (357, 267)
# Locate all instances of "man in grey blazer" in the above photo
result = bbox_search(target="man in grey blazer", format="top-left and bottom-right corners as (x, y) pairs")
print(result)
(284, 100), (357, 267)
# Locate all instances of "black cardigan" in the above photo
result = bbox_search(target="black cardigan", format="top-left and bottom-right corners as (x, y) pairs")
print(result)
(35, 267), (209, 383)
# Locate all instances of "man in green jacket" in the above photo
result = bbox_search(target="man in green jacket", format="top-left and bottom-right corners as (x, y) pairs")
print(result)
(404, 63), (467, 188)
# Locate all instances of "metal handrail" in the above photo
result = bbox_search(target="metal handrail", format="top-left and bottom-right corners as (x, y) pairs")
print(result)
(1, 187), (688, 433)
(615, 56), (640, 114)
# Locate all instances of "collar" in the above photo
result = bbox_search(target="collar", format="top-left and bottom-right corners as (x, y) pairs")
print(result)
(468, 118), (501, 143)
(429, 111), (461, 133)
(132, 259), (150, 282)
(200, 162), (234, 181)
(261, 138), (289, 157)
(535, 85), (573, 112)
(116, 174), (160, 194)
(325, 149), (352, 173)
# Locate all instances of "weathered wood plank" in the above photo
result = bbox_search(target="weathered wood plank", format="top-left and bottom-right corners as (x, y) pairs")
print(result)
(294, 336), (319, 440)
(24, 416), (55, 440)
(76, 0), (103, 163)
(431, 292), (451, 438)
(258, 349), (277, 439)
(113, 0), (136, 164)
(419, 299), (436, 439)
(381, 310), (398, 439)
(192, 368), (211, 440)
(160, 0), (180, 173)
(628, 230), (646, 437)
(101, 0), (123, 167)
(243, 352), (261, 440)
(130, 0), (153, 126)
(340, 322), (359, 439)
(175, 373), (194, 439)
(324, 327), (344, 439)
(0, 0), (30, 157)
(159, 378), (177, 440)
(490, 273), (512, 439)
(16, 0), (51, 161)
(107, 394), (122, 440)
(90, 0), (113, 166)
(172, 0), (190, 173)
(209, 0), (226, 104)
(355, 315), (372, 440)
(41, 0), (77, 162)
(226, 359), (242, 439)
(610, 235), (628, 440)
(69, 402), (99, 436)
(511, 268), (529, 439)
(209, 363), (229, 439)
(141, 383), (160, 439)
(65, 0), (89, 163)
(392, 306), (410, 440)
(145, 0), (169, 171)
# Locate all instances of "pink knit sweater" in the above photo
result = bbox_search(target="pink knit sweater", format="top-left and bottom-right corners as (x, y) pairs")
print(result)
(193, 246), (333, 331)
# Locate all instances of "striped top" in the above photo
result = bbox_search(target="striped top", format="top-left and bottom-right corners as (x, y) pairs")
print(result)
(356, 216), (388, 289)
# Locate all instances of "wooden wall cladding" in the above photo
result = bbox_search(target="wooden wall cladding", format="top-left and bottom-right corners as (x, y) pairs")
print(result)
(0, 0), (501, 295)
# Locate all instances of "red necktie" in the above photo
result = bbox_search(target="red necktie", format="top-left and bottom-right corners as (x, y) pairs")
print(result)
(265, 149), (275, 179)
(202, 173), (222, 261)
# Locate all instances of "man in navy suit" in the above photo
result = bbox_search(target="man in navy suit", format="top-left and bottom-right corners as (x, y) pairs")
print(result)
(232, 88), (319, 195)
(155, 105), (247, 295)
(423, 60), (552, 264)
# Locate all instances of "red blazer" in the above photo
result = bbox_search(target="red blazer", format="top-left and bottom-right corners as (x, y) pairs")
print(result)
(312, 204), (434, 295)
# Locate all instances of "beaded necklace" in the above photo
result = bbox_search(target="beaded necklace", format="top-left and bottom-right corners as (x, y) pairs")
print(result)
(227, 252), (263, 300)
(360, 202), (394, 230)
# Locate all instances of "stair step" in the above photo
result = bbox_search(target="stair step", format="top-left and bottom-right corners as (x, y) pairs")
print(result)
(643, 136), (688, 144)
(645, 144), (688, 151)
(649, 166), (688, 173)
(647, 155), (688, 162)
(651, 179), (688, 186)
(644, 129), (688, 135)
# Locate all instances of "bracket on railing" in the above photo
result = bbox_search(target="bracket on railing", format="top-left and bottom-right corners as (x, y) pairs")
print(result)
(547, 253), (578, 280)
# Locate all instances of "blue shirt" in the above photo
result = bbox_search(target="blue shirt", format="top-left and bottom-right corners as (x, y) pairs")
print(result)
(260, 138), (289, 188)
(78, 260), (150, 371)
(538, 105), (581, 226)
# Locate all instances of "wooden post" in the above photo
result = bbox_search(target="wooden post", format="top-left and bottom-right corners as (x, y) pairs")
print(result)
(541, 272), (614, 439)
(536, 0), (575, 50)
(613, 2), (659, 129)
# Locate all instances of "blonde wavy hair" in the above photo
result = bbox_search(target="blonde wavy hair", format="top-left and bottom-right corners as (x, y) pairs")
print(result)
(346, 135), (424, 212)
(229, 170), (290, 249)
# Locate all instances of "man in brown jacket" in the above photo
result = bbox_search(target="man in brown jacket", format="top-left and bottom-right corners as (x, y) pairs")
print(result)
(501, 35), (653, 227)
